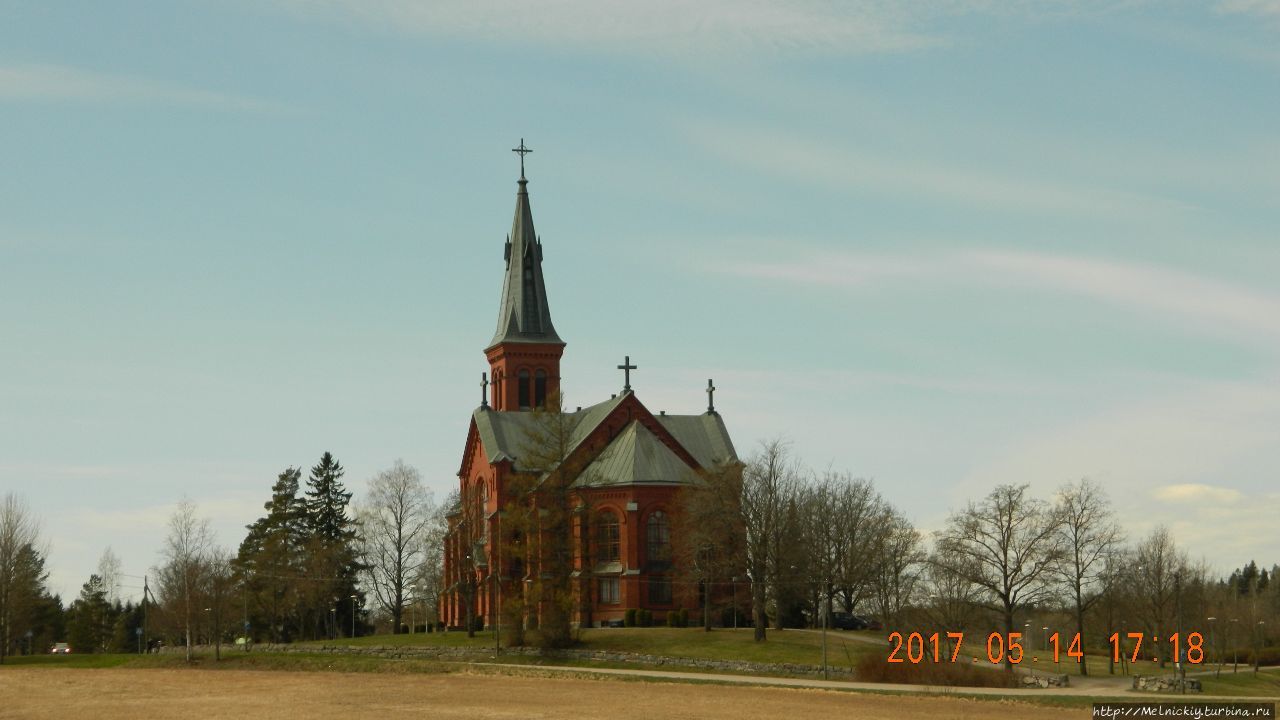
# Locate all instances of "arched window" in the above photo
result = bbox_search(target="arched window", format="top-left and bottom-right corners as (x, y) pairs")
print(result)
(518, 369), (531, 410)
(597, 512), (620, 562)
(534, 369), (548, 408)
(647, 511), (670, 563)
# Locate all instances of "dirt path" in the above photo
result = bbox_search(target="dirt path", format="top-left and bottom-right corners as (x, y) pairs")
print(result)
(0, 667), (1088, 720)
(487, 660), (1279, 700)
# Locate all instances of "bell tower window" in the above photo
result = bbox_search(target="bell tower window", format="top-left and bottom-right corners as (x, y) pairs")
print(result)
(518, 370), (531, 410)
(534, 370), (547, 407)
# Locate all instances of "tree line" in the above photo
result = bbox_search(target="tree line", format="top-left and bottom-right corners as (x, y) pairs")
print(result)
(2, 435), (1277, 674)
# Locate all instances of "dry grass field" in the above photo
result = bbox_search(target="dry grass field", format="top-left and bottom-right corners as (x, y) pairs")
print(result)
(0, 667), (1089, 719)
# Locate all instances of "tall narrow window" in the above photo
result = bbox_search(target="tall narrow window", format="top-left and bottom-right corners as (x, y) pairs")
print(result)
(647, 511), (670, 563)
(518, 370), (531, 410)
(598, 512), (620, 562)
(598, 577), (620, 604)
(534, 369), (548, 408)
(649, 576), (672, 604)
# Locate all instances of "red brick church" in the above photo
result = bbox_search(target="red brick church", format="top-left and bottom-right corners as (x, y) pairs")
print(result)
(440, 144), (738, 629)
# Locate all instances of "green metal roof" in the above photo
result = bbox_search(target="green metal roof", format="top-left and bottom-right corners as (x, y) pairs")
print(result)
(471, 394), (627, 469)
(656, 412), (738, 468)
(469, 394), (737, 482)
(575, 420), (699, 488)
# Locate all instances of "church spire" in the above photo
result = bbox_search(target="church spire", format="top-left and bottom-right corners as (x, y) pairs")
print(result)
(487, 139), (564, 350)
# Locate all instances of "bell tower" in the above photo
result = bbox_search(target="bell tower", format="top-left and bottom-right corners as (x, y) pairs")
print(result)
(484, 140), (565, 411)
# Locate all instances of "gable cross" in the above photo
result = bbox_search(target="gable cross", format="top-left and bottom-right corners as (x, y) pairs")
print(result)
(706, 378), (716, 414)
(481, 372), (489, 408)
(617, 355), (637, 392)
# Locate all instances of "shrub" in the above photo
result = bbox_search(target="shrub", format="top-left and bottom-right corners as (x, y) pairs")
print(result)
(1239, 646), (1280, 666)
(853, 652), (1018, 688)
(639, 609), (653, 627)
(677, 609), (689, 628)
(624, 609), (637, 627)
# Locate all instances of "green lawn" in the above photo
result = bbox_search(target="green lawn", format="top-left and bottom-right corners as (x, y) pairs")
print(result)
(315, 626), (881, 669)
(0, 653), (144, 669)
(1195, 667), (1280, 697)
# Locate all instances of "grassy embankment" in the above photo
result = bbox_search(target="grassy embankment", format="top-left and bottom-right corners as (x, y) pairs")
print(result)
(311, 626), (883, 670)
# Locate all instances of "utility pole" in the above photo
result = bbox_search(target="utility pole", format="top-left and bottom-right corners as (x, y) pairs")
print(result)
(142, 575), (148, 655)
(821, 586), (828, 680)
(1175, 571), (1185, 694)
(242, 578), (249, 653)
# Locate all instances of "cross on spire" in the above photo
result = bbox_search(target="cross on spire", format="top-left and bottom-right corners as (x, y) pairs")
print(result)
(512, 138), (532, 179)
(617, 355), (637, 392)
(481, 372), (489, 408)
(706, 378), (717, 414)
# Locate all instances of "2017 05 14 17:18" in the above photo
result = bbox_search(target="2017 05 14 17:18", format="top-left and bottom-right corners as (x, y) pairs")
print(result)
(885, 631), (1206, 665)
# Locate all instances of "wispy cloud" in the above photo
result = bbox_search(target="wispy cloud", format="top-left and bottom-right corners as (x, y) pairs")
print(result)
(1154, 482), (1244, 504)
(681, 122), (1191, 220)
(1218, 0), (1280, 19)
(0, 64), (288, 112)
(274, 0), (942, 55)
(715, 248), (1280, 352)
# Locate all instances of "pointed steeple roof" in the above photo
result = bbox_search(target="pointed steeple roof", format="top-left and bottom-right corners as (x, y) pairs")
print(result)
(487, 162), (563, 350)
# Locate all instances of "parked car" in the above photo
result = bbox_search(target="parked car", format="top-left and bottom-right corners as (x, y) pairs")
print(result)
(50, 642), (71, 654)
(830, 612), (868, 631)
(864, 617), (883, 631)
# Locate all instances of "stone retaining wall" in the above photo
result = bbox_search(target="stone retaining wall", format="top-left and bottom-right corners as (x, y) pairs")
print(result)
(160, 642), (856, 678)
(1132, 675), (1202, 693)
(1019, 672), (1069, 688)
(162, 642), (1067, 689)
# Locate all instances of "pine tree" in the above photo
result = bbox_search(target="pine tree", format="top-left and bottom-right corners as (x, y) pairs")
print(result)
(237, 467), (307, 642)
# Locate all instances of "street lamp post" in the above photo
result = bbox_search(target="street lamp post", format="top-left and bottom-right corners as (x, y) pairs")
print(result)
(731, 577), (739, 630)
(1230, 619), (1239, 673)
(330, 605), (336, 640)
(1207, 617), (1218, 677)
(1042, 626), (1049, 657)
(819, 586), (829, 676)
(1257, 622), (1266, 675)
(350, 595), (358, 639)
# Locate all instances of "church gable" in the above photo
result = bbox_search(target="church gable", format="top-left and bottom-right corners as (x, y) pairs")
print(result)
(575, 420), (699, 487)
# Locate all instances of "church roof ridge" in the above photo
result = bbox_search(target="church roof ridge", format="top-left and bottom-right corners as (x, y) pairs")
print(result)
(468, 393), (736, 474)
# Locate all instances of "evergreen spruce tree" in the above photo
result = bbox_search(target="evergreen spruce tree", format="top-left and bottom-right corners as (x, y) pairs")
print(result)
(67, 574), (111, 652)
(303, 452), (364, 639)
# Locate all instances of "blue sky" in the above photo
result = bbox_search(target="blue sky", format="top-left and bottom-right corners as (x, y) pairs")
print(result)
(3, 0), (1278, 600)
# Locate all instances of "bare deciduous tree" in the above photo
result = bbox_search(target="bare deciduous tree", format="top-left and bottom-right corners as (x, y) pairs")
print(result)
(0, 493), (44, 665)
(934, 483), (1062, 671)
(1134, 525), (1188, 668)
(410, 500), (449, 631)
(869, 507), (923, 630)
(157, 499), (213, 663)
(97, 547), (122, 607)
(740, 438), (803, 641)
(1054, 477), (1122, 676)
(359, 460), (436, 634)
